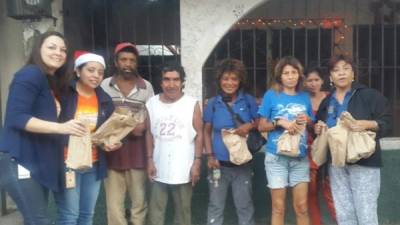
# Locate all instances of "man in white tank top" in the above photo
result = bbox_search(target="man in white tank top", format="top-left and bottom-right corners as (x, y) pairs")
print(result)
(145, 64), (203, 225)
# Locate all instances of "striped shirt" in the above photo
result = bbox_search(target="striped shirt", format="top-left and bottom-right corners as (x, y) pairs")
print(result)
(101, 75), (154, 170)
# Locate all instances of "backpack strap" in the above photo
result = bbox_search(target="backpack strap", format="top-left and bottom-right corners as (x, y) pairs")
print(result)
(242, 93), (256, 121)
(209, 97), (216, 113)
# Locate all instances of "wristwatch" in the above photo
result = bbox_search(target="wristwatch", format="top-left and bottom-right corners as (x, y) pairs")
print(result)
(272, 118), (279, 128)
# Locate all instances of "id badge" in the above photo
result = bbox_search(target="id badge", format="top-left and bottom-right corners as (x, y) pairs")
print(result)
(17, 164), (31, 179)
(65, 170), (76, 189)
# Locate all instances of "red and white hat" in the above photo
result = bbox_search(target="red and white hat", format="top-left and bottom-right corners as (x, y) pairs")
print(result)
(74, 50), (106, 69)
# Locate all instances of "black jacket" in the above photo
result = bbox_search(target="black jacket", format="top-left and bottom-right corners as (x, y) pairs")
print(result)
(316, 82), (392, 167)
(59, 79), (115, 180)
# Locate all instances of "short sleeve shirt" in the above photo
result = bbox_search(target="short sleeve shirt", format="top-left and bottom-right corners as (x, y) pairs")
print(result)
(101, 76), (154, 170)
(203, 92), (259, 161)
(258, 89), (314, 157)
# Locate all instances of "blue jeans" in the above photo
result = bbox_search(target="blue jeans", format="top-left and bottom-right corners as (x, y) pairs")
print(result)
(264, 152), (310, 188)
(54, 164), (101, 225)
(0, 152), (52, 225)
(207, 164), (255, 225)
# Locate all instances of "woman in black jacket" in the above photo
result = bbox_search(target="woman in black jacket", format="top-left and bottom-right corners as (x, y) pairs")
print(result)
(54, 51), (118, 225)
(314, 55), (392, 225)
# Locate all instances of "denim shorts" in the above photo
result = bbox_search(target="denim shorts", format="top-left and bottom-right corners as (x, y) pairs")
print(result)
(264, 152), (310, 189)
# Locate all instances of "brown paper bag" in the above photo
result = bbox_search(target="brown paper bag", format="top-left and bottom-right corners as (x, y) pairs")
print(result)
(277, 129), (303, 157)
(66, 126), (92, 170)
(91, 107), (145, 150)
(346, 131), (376, 163)
(311, 126), (329, 166)
(339, 111), (377, 163)
(221, 129), (252, 165)
(327, 120), (348, 167)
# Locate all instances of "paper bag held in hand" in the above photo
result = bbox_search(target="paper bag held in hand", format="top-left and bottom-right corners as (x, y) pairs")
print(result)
(66, 125), (92, 170)
(91, 107), (145, 150)
(221, 129), (252, 165)
(327, 119), (348, 167)
(311, 125), (329, 166)
(277, 128), (304, 157)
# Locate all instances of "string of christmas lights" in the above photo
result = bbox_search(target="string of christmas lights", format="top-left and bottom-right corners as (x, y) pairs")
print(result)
(234, 17), (348, 30)
(234, 17), (349, 55)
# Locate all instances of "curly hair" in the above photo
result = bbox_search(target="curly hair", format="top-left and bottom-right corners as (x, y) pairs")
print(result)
(215, 59), (247, 91)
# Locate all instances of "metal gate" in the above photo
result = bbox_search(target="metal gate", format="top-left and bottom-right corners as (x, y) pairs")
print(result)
(202, 0), (400, 136)
(63, 0), (180, 94)
(202, 26), (334, 99)
(63, 0), (400, 135)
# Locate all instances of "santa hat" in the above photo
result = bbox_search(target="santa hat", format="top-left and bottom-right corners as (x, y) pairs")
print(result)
(74, 50), (106, 69)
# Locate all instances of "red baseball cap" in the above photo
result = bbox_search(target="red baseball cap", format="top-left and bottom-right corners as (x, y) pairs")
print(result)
(114, 42), (139, 57)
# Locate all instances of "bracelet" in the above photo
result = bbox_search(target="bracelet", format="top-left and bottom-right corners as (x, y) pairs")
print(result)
(195, 156), (202, 160)
(203, 153), (214, 157)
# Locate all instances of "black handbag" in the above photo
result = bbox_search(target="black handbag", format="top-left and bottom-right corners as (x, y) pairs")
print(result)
(223, 99), (266, 155)
(246, 128), (267, 154)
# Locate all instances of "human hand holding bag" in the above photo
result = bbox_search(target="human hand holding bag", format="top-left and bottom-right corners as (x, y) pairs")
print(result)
(340, 112), (376, 163)
(221, 129), (253, 165)
(311, 122), (329, 166)
(277, 128), (304, 157)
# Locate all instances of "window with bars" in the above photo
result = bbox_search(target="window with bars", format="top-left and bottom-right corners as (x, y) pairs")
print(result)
(203, 27), (334, 99)
(203, 24), (400, 135)
(63, 0), (400, 136)
(63, 0), (180, 94)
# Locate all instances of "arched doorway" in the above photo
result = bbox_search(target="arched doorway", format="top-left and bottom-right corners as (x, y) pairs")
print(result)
(201, 0), (400, 224)
(202, 0), (400, 137)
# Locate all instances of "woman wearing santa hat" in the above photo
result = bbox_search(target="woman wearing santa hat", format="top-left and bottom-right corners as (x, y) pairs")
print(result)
(54, 51), (118, 225)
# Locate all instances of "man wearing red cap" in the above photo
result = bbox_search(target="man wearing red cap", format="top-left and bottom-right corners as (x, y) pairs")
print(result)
(101, 42), (154, 225)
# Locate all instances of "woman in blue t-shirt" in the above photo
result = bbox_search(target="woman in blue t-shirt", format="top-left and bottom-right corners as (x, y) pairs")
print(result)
(203, 59), (258, 225)
(258, 56), (314, 225)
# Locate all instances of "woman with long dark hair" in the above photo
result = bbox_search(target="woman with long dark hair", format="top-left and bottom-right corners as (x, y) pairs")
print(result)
(54, 51), (117, 225)
(304, 67), (336, 225)
(0, 31), (86, 225)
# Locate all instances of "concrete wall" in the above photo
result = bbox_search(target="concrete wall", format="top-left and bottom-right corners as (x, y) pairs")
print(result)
(0, 0), (25, 122)
(180, 0), (269, 100)
(0, 0), (64, 123)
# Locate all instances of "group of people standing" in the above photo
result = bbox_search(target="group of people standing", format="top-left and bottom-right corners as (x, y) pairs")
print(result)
(205, 55), (391, 225)
(0, 30), (202, 225)
(0, 30), (392, 225)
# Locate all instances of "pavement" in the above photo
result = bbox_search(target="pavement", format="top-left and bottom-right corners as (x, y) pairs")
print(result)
(1, 138), (399, 225)
(0, 210), (22, 225)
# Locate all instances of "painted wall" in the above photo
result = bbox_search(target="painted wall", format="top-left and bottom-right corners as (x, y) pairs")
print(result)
(180, 0), (269, 100)
(0, 0), (25, 122)
(0, 0), (64, 123)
